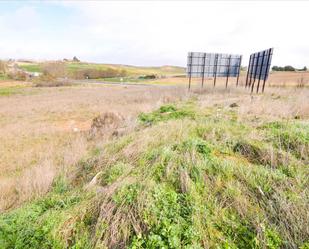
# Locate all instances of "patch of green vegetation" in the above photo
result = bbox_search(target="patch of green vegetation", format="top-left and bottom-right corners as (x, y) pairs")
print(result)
(52, 175), (70, 194)
(19, 64), (42, 72)
(66, 62), (110, 72)
(0, 190), (84, 249)
(1, 102), (308, 248)
(131, 186), (200, 248)
(113, 183), (141, 206)
(265, 228), (282, 249)
(105, 135), (133, 154)
(215, 212), (258, 248)
(100, 162), (126, 186)
(261, 121), (309, 160)
(73, 157), (99, 185)
(300, 242), (309, 249)
(0, 86), (24, 96)
(174, 138), (212, 158)
(138, 104), (195, 125)
(0, 73), (9, 80)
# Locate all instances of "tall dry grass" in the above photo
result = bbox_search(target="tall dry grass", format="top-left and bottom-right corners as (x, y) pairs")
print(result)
(0, 81), (308, 212)
(0, 84), (187, 212)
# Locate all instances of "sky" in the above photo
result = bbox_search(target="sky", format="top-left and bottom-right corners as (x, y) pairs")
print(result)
(0, 1), (308, 68)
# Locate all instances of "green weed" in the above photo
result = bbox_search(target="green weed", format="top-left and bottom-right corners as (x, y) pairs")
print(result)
(0, 86), (23, 96)
(1, 102), (308, 248)
(138, 104), (195, 125)
(100, 162), (126, 186)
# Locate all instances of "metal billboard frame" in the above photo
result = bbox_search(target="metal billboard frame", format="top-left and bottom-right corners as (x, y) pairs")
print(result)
(245, 48), (273, 93)
(187, 52), (242, 90)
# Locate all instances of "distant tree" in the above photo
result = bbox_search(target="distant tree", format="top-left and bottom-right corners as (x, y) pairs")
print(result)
(272, 65), (297, 71)
(284, 65), (295, 71)
(272, 66), (280, 71)
(73, 56), (80, 62)
(302, 66), (307, 71)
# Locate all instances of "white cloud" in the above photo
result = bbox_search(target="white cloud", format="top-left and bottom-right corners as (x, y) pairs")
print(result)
(0, 1), (309, 67)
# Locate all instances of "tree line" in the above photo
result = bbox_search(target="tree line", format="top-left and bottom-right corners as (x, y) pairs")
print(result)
(272, 65), (307, 71)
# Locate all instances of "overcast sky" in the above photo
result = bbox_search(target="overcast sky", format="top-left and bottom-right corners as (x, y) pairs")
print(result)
(0, 1), (308, 68)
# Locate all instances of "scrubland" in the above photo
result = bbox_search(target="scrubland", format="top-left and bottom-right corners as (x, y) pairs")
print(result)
(0, 82), (186, 211)
(0, 78), (308, 248)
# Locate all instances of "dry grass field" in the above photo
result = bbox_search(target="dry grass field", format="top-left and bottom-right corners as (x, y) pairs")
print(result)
(0, 81), (187, 211)
(1, 79), (308, 212)
(0, 75), (308, 248)
(146, 71), (309, 88)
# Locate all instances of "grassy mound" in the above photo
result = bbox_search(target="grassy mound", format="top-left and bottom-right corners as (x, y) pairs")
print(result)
(0, 102), (308, 248)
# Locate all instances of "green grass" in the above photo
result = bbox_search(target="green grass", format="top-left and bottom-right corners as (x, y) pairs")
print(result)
(66, 62), (111, 72)
(0, 86), (24, 96)
(19, 64), (42, 73)
(17, 62), (185, 77)
(66, 63), (185, 76)
(0, 73), (9, 81)
(138, 104), (196, 125)
(0, 102), (308, 248)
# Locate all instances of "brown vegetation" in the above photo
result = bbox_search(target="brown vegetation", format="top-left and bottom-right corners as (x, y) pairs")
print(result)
(71, 68), (127, 79)
(0, 80), (308, 212)
(7, 70), (28, 81)
(0, 60), (8, 73)
(41, 61), (67, 78)
(0, 83), (186, 211)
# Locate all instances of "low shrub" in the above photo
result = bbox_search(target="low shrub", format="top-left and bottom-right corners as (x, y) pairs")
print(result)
(7, 71), (28, 81)
(71, 68), (127, 80)
(138, 104), (195, 125)
(33, 74), (72, 87)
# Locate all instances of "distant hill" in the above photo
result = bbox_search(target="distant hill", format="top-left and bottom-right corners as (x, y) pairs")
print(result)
(17, 61), (186, 77)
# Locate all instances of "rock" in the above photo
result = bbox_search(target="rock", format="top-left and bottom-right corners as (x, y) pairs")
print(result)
(229, 103), (239, 108)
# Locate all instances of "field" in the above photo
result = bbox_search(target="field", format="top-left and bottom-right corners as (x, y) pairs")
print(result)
(134, 71), (309, 88)
(0, 81), (186, 211)
(0, 72), (308, 248)
(17, 61), (185, 77)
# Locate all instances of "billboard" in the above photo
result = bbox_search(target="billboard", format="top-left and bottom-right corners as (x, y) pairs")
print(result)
(187, 52), (242, 78)
(246, 48), (273, 93)
(187, 52), (242, 89)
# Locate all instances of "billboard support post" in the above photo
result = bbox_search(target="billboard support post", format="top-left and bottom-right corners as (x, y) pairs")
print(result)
(236, 55), (242, 87)
(201, 53), (206, 88)
(248, 53), (255, 88)
(256, 50), (266, 93)
(188, 53), (192, 90)
(251, 53), (259, 93)
(226, 55), (231, 88)
(214, 54), (219, 87)
(245, 55), (252, 88)
(262, 48), (273, 93)
(247, 48), (273, 93)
